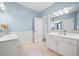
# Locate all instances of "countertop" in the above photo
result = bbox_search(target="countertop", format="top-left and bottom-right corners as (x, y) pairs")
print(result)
(0, 33), (18, 42)
(48, 32), (79, 40)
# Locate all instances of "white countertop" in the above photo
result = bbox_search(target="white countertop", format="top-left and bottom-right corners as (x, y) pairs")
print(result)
(48, 32), (79, 40)
(0, 33), (18, 42)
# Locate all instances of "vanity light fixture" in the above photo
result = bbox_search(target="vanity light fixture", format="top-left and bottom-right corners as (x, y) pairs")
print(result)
(53, 20), (62, 23)
(54, 11), (59, 16)
(53, 7), (70, 17)
(58, 9), (64, 15)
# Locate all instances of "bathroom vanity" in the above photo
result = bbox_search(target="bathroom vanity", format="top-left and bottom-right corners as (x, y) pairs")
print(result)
(45, 7), (79, 56)
(46, 32), (79, 56)
(0, 33), (18, 56)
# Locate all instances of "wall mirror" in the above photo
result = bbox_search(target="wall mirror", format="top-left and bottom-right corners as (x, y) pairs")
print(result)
(50, 7), (78, 33)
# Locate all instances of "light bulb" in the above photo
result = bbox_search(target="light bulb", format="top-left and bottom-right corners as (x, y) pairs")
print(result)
(54, 11), (59, 16)
(63, 7), (70, 14)
(58, 9), (64, 15)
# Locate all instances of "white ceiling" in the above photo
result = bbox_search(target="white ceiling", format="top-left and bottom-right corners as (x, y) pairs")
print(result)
(18, 2), (55, 12)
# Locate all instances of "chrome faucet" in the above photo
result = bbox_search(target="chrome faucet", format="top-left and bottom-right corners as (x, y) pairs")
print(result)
(63, 30), (66, 35)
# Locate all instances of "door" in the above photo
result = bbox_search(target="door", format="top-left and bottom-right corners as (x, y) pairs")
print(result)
(42, 16), (50, 41)
(43, 17), (48, 39)
(34, 18), (43, 42)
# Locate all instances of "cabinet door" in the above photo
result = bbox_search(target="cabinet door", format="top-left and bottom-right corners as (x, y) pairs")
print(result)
(51, 35), (57, 51)
(72, 45), (77, 56)
(46, 35), (57, 51)
(70, 39), (77, 56)
(57, 42), (73, 56)
(0, 40), (18, 56)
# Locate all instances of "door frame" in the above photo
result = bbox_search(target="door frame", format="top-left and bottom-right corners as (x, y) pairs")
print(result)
(33, 17), (43, 43)
(42, 15), (51, 41)
(42, 15), (51, 33)
(33, 15), (51, 43)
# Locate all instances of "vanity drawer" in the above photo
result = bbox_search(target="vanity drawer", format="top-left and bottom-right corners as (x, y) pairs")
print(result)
(56, 36), (63, 42)
(70, 39), (77, 45)
(46, 35), (56, 41)
(46, 35), (53, 39)
(63, 38), (70, 43)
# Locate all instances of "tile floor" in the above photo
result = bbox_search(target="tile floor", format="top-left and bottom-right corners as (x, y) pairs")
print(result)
(18, 42), (60, 56)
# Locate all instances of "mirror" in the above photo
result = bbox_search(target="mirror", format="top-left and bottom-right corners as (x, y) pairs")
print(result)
(62, 18), (75, 32)
(51, 20), (62, 31)
(50, 9), (78, 33)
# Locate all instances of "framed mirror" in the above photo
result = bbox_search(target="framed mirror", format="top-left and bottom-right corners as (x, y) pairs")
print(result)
(50, 8), (78, 33)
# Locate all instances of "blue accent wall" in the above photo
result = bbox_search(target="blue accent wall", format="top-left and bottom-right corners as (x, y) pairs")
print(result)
(3, 2), (39, 32)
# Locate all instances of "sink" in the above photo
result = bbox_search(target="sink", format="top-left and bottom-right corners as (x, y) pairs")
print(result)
(0, 33), (18, 42)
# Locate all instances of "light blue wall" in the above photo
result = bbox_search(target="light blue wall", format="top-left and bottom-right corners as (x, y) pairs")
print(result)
(1, 2), (79, 32)
(3, 2), (39, 32)
(40, 2), (79, 17)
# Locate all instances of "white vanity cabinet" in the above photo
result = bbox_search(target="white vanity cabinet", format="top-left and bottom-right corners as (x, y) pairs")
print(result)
(0, 33), (18, 56)
(57, 37), (77, 56)
(57, 41), (73, 56)
(46, 33), (78, 56)
(0, 40), (18, 56)
(46, 35), (57, 51)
